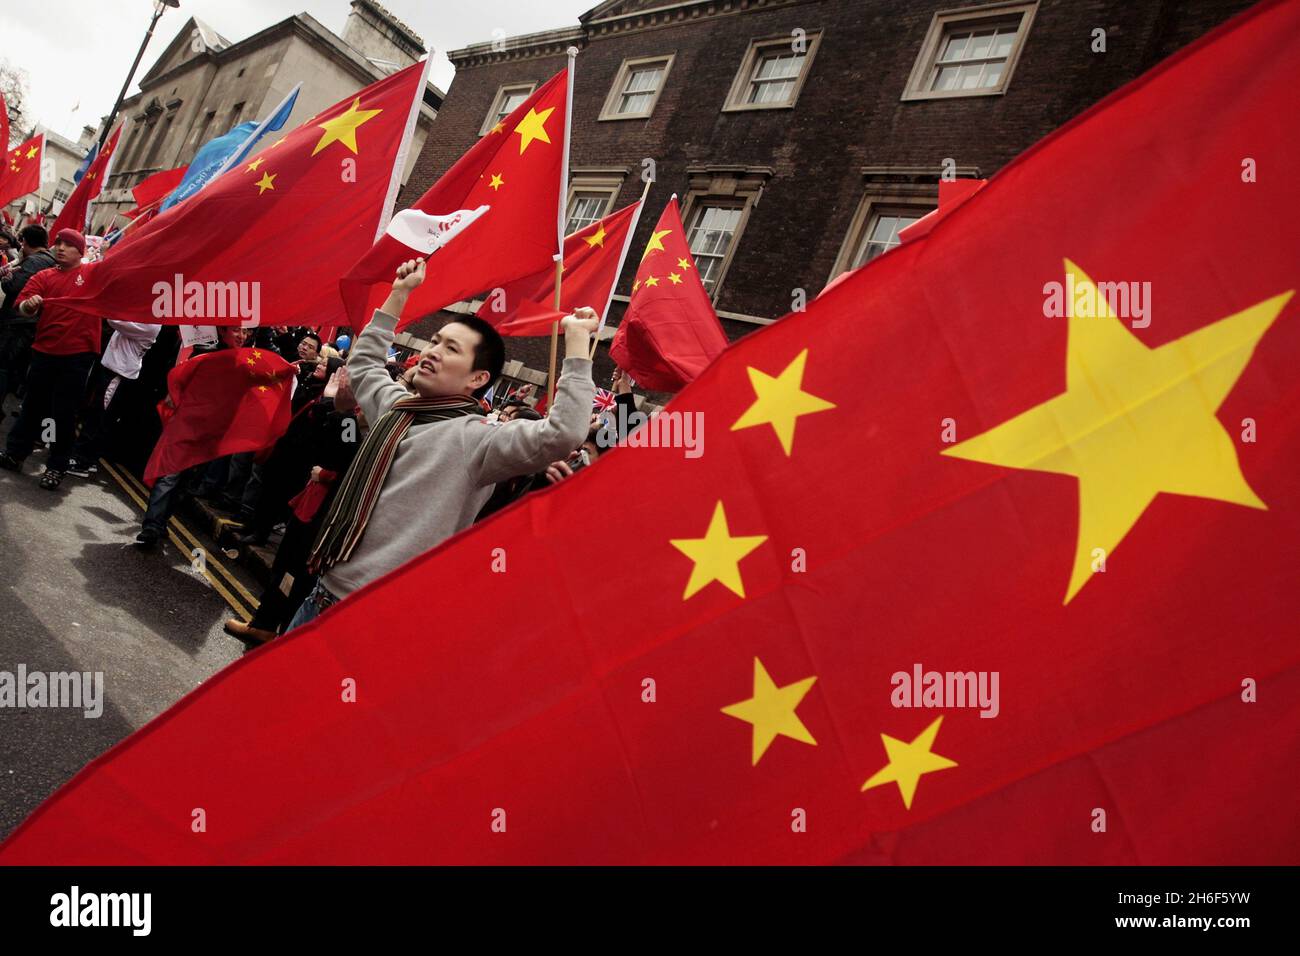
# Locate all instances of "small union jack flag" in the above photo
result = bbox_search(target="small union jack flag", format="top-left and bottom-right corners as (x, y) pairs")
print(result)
(592, 388), (617, 413)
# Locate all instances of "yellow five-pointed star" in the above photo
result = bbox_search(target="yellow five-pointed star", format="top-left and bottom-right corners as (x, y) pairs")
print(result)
(861, 716), (958, 809)
(668, 272), (683, 285)
(246, 157), (265, 173)
(245, 357), (257, 366)
(642, 229), (671, 261)
(488, 173), (505, 191)
(585, 225), (606, 248)
(490, 121), (506, 135)
(731, 349), (836, 456)
(643, 275), (659, 288)
(251, 350), (262, 359)
(257, 385), (269, 393)
(677, 257), (692, 270)
(943, 259), (1292, 604)
(312, 98), (383, 156)
(721, 658), (818, 765)
(26, 145), (37, 158)
(254, 172), (277, 195)
(512, 106), (555, 154)
(632, 278), (641, 293)
(670, 501), (767, 600)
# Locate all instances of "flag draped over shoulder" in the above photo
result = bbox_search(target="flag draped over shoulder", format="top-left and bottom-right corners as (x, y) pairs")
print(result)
(3, 0), (1299, 865)
(0, 134), (44, 209)
(609, 197), (727, 392)
(50, 125), (120, 237)
(341, 70), (570, 330)
(142, 347), (297, 486)
(480, 199), (641, 336)
(42, 62), (427, 327)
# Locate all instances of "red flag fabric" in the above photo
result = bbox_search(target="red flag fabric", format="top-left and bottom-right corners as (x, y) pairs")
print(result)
(142, 347), (297, 486)
(480, 200), (641, 336)
(122, 164), (189, 222)
(41, 61), (429, 326)
(2, 0), (1299, 865)
(0, 93), (10, 182)
(609, 197), (727, 392)
(50, 125), (120, 237)
(341, 70), (570, 330)
(0, 134), (44, 209)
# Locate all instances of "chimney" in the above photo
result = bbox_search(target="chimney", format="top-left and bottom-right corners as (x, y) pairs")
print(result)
(341, 0), (426, 71)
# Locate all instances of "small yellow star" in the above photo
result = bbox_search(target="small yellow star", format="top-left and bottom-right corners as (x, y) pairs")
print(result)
(641, 229), (671, 261)
(731, 349), (836, 457)
(668, 272), (682, 285)
(861, 716), (958, 810)
(632, 278), (641, 293)
(643, 275), (659, 288)
(312, 98), (383, 156)
(513, 106), (555, 155)
(246, 157), (265, 173)
(585, 225), (606, 248)
(669, 500), (767, 600)
(245, 357), (257, 367)
(488, 173), (504, 191)
(26, 145), (38, 158)
(251, 350), (262, 359)
(490, 121), (506, 135)
(254, 172), (277, 195)
(721, 658), (818, 766)
(677, 257), (692, 270)
(257, 385), (269, 393)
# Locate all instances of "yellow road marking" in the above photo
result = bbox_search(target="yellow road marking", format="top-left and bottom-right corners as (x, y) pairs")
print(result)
(99, 459), (253, 621)
(109, 461), (263, 609)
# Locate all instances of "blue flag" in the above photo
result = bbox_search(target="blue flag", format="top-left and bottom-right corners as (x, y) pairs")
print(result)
(160, 86), (299, 212)
(73, 142), (98, 185)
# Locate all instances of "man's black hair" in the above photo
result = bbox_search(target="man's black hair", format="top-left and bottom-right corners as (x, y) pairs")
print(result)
(444, 316), (505, 400)
(513, 407), (543, 422)
(299, 331), (322, 349)
(20, 224), (48, 248)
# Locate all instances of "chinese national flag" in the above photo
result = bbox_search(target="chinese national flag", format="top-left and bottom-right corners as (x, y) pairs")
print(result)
(480, 199), (642, 336)
(41, 61), (429, 326)
(50, 125), (120, 237)
(3, 0), (1299, 864)
(122, 164), (188, 223)
(609, 197), (728, 392)
(0, 134), (44, 209)
(341, 70), (570, 330)
(142, 347), (297, 486)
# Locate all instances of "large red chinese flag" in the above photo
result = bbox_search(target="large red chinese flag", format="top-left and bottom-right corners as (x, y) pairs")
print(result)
(3, 0), (1298, 864)
(340, 70), (569, 330)
(50, 125), (120, 236)
(609, 197), (727, 391)
(41, 61), (429, 326)
(142, 347), (297, 486)
(480, 200), (642, 336)
(0, 134), (43, 208)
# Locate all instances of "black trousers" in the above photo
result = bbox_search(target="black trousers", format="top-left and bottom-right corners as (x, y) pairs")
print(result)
(5, 350), (97, 471)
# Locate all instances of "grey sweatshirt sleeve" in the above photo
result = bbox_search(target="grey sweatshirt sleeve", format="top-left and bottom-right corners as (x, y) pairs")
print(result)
(467, 357), (596, 487)
(347, 309), (410, 424)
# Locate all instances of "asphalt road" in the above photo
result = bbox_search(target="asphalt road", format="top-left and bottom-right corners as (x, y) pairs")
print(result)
(0, 409), (262, 841)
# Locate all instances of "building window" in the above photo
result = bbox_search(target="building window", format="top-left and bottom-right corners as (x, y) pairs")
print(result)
(829, 189), (941, 282)
(599, 55), (673, 120)
(685, 204), (744, 296)
(902, 1), (1037, 101)
(143, 114), (174, 171)
(563, 170), (626, 235)
(53, 183), (72, 203)
(852, 208), (926, 267)
(193, 110), (216, 152)
(723, 33), (822, 112)
(230, 102), (245, 126)
(479, 83), (536, 136)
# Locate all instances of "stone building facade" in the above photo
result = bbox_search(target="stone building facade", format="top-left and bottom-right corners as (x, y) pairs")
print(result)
(92, 1), (442, 232)
(396, 0), (1256, 394)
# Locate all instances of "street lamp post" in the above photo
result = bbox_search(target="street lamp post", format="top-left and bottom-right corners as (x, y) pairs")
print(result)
(97, 0), (180, 153)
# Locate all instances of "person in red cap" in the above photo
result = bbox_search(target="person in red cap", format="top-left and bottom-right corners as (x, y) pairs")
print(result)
(0, 229), (102, 490)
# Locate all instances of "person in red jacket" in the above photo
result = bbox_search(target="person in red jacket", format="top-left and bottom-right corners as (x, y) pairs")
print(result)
(0, 229), (102, 490)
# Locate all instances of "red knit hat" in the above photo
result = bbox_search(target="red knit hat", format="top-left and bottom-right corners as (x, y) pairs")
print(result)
(54, 228), (86, 255)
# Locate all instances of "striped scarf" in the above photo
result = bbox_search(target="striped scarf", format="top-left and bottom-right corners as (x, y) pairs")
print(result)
(308, 394), (483, 573)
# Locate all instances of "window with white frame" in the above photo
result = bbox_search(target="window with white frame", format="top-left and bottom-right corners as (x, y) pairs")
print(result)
(600, 55), (673, 120)
(851, 208), (926, 268)
(566, 191), (612, 235)
(563, 172), (625, 235)
(686, 204), (744, 295)
(723, 33), (822, 111)
(902, 2), (1037, 101)
(830, 192), (938, 282)
(480, 83), (536, 136)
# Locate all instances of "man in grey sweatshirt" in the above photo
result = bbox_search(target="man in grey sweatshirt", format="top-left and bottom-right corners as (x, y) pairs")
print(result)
(286, 258), (597, 630)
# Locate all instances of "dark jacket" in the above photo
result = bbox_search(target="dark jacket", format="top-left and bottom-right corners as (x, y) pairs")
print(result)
(0, 250), (56, 323)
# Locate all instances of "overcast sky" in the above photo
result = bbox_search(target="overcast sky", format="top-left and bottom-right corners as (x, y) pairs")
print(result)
(4, 0), (595, 141)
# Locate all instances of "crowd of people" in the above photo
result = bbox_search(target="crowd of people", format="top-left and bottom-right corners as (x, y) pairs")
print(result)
(0, 228), (637, 646)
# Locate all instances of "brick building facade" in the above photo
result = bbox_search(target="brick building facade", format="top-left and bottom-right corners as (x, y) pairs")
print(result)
(397, 0), (1255, 394)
